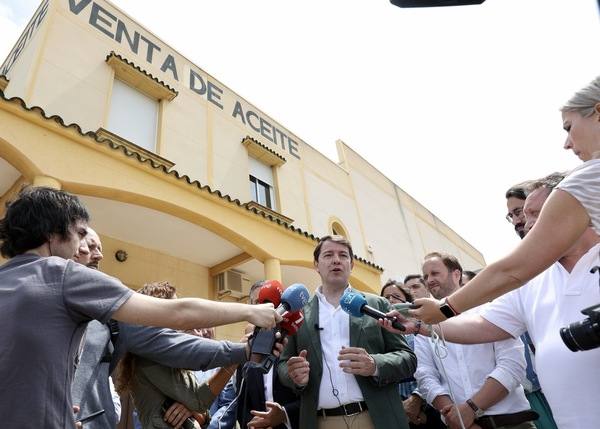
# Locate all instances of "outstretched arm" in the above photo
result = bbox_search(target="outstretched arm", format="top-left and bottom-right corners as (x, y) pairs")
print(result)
(412, 190), (590, 323)
(380, 311), (512, 344)
(112, 294), (280, 330)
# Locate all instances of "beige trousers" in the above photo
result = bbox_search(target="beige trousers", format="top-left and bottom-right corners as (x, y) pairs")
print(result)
(317, 411), (375, 429)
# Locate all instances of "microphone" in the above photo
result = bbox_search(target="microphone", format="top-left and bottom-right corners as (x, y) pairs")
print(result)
(276, 283), (310, 315)
(253, 310), (305, 373)
(251, 282), (283, 338)
(280, 310), (305, 336)
(248, 284), (310, 373)
(340, 291), (406, 331)
(257, 280), (283, 307)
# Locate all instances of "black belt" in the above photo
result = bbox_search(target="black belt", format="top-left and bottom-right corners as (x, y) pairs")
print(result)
(476, 410), (539, 429)
(318, 401), (368, 417)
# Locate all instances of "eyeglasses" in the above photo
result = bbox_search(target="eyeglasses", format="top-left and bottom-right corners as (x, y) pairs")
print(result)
(383, 293), (406, 303)
(505, 207), (524, 223)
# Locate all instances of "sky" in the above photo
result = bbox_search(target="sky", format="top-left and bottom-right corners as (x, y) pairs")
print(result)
(1, 0), (599, 266)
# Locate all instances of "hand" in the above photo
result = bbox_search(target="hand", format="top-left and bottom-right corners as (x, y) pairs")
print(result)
(73, 405), (82, 429)
(378, 310), (423, 335)
(248, 303), (281, 329)
(338, 346), (376, 376)
(410, 297), (446, 325)
(287, 349), (310, 386)
(441, 402), (475, 429)
(403, 394), (423, 423)
(192, 411), (208, 426)
(164, 402), (194, 429)
(241, 329), (254, 359)
(248, 401), (287, 428)
(272, 335), (288, 358)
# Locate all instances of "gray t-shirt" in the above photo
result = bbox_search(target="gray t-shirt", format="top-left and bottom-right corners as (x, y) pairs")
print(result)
(0, 254), (133, 428)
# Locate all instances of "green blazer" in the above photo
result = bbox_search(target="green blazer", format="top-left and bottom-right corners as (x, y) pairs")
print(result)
(277, 289), (416, 429)
(130, 357), (215, 429)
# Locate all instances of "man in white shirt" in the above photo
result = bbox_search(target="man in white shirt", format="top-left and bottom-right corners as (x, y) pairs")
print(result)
(278, 235), (416, 429)
(415, 252), (536, 429)
(384, 176), (600, 429)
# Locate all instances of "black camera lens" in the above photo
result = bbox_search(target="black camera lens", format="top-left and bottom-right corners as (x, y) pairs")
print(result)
(560, 318), (600, 352)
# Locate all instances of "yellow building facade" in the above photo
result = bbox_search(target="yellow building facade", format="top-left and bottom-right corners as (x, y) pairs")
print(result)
(0, 0), (484, 339)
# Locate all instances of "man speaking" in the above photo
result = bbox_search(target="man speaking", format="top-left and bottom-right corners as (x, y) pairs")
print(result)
(277, 235), (416, 429)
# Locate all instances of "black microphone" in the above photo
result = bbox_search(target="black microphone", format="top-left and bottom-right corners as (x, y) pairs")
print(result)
(314, 323), (323, 331)
(340, 292), (408, 331)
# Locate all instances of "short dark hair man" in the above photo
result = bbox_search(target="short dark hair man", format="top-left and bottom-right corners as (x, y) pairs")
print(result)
(403, 274), (430, 299)
(278, 235), (416, 429)
(415, 252), (535, 429)
(385, 172), (600, 428)
(505, 183), (529, 239)
(0, 187), (279, 428)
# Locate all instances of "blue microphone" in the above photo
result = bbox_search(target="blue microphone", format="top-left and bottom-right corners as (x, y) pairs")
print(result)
(340, 292), (406, 331)
(277, 283), (310, 315)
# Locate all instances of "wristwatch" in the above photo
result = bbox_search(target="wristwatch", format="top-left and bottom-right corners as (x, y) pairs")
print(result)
(438, 297), (459, 319)
(466, 399), (485, 419)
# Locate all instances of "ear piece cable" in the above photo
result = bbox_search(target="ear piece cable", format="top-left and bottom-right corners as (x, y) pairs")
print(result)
(430, 323), (467, 429)
(322, 348), (352, 429)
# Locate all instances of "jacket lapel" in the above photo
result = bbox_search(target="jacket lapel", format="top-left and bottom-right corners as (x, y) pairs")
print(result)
(348, 287), (365, 347)
(303, 295), (323, 371)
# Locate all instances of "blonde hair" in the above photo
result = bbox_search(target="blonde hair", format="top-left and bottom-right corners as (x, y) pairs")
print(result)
(561, 76), (600, 118)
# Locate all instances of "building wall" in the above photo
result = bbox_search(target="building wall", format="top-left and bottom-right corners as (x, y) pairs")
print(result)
(339, 142), (484, 277)
(98, 234), (210, 297)
(1, 0), (485, 291)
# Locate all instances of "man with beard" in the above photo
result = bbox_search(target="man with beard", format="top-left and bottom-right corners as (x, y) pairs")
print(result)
(385, 175), (600, 428)
(71, 228), (123, 428)
(72, 228), (286, 429)
(505, 184), (528, 239)
(414, 252), (536, 429)
(504, 182), (558, 429)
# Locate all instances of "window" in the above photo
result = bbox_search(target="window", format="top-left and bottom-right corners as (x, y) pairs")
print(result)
(330, 219), (349, 239)
(249, 157), (276, 209)
(107, 79), (158, 152)
(249, 176), (273, 208)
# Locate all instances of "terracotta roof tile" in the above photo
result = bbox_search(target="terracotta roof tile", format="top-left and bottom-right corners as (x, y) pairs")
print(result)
(0, 91), (383, 272)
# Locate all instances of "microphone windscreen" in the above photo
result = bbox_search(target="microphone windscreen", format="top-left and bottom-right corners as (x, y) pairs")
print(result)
(280, 310), (304, 335)
(281, 283), (310, 311)
(258, 280), (283, 307)
(340, 291), (367, 318)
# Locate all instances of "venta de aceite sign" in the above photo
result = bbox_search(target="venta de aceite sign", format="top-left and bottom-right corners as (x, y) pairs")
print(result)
(1, 0), (301, 160)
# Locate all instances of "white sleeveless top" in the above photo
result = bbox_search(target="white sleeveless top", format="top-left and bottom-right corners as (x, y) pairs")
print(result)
(556, 159), (600, 234)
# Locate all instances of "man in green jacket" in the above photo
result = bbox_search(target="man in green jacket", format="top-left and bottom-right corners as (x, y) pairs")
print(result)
(277, 235), (416, 429)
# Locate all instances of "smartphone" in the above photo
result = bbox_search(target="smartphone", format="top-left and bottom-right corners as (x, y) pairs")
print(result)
(76, 409), (105, 424)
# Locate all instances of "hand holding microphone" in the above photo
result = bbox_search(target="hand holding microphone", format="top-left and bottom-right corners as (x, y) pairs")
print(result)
(248, 303), (281, 329)
(340, 291), (413, 331)
(249, 283), (310, 373)
(247, 280), (284, 330)
(379, 306), (428, 335)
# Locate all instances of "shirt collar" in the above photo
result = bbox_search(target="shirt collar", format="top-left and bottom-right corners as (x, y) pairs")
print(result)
(315, 284), (352, 307)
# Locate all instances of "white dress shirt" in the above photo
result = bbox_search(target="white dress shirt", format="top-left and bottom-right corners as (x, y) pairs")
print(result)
(263, 367), (292, 429)
(482, 243), (600, 429)
(415, 305), (530, 416)
(316, 286), (365, 409)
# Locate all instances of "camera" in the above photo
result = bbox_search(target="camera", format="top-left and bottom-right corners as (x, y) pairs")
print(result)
(560, 303), (600, 352)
